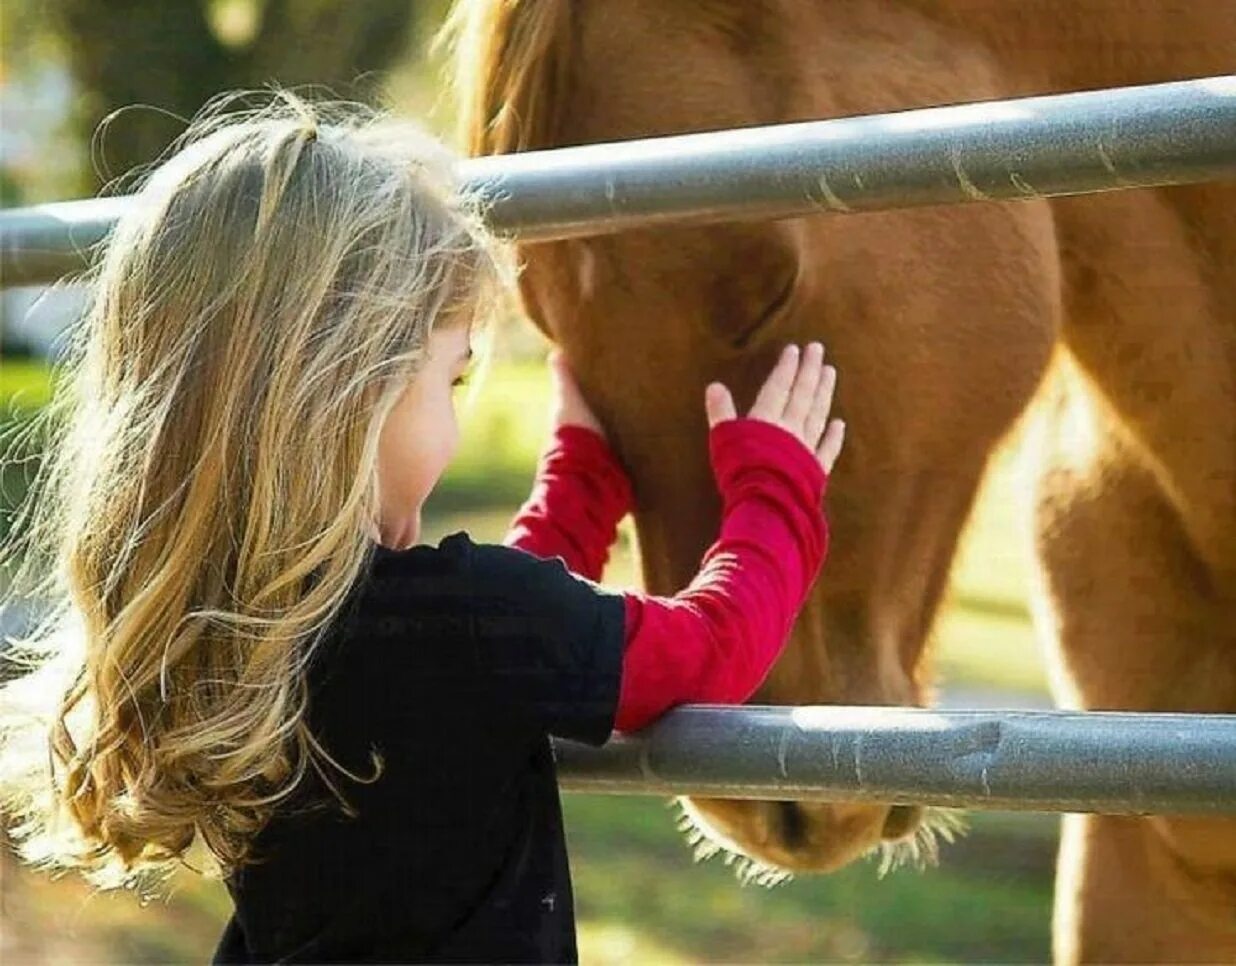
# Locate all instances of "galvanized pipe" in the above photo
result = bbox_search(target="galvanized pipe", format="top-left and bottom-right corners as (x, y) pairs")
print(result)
(1, 197), (130, 290)
(471, 74), (1236, 239)
(553, 705), (1236, 814)
(4, 75), (1236, 287)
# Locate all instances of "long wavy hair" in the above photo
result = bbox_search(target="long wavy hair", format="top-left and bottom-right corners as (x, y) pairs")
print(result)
(0, 86), (511, 896)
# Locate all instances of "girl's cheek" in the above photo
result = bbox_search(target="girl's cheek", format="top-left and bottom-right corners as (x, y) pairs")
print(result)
(443, 397), (461, 460)
(448, 409), (462, 460)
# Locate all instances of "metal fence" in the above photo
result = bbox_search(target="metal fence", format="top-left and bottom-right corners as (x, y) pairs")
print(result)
(5, 75), (1236, 286)
(3, 75), (1236, 813)
(556, 706), (1236, 815)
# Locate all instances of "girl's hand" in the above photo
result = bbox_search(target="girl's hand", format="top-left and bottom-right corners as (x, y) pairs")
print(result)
(548, 348), (607, 439)
(705, 341), (846, 475)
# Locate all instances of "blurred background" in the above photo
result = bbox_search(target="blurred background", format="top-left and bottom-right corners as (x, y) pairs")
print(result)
(1, 2), (1056, 961)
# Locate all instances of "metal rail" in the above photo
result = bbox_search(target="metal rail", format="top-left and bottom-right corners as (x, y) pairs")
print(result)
(553, 705), (1236, 814)
(4, 75), (1235, 286)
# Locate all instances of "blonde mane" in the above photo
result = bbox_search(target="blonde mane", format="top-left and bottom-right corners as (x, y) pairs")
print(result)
(439, 0), (574, 156)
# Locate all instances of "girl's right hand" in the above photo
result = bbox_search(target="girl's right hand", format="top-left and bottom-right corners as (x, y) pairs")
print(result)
(705, 342), (846, 475)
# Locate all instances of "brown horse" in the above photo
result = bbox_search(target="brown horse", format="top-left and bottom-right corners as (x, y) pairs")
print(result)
(445, 1), (1236, 961)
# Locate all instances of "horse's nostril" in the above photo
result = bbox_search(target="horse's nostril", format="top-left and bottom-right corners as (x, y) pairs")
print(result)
(882, 804), (923, 840)
(775, 799), (808, 849)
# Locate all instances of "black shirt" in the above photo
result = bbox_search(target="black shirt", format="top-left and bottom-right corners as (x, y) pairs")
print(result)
(211, 530), (628, 963)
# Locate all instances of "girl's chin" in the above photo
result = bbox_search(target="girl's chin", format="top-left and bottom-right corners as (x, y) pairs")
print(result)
(371, 507), (422, 551)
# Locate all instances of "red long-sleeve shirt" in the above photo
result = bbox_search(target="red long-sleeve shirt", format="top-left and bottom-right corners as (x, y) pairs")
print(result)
(502, 418), (830, 733)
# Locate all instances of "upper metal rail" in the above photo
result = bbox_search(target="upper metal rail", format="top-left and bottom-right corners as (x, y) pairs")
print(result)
(553, 705), (1236, 814)
(3, 75), (1235, 287)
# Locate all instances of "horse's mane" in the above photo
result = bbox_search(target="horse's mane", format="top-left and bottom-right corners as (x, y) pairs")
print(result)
(439, 0), (574, 156)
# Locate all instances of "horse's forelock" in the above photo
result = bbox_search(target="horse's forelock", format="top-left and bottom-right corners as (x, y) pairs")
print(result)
(440, 0), (573, 157)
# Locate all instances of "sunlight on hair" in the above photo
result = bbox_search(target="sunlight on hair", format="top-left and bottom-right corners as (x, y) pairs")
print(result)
(0, 82), (515, 898)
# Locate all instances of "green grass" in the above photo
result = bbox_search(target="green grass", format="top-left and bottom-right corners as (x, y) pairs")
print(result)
(562, 796), (1054, 963)
(431, 358), (558, 509)
(0, 359), (58, 547)
(931, 443), (1048, 696)
(0, 357), (57, 412)
(3, 796), (1055, 963)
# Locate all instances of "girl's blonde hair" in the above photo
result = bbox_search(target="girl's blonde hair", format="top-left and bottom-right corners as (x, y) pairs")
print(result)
(0, 86), (511, 896)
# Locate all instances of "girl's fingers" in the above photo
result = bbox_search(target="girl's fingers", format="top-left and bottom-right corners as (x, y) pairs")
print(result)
(782, 342), (824, 433)
(814, 361), (838, 427)
(816, 418), (846, 473)
(749, 343), (800, 422)
(705, 343), (845, 472)
(802, 363), (836, 449)
(705, 381), (737, 428)
(548, 349), (608, 436)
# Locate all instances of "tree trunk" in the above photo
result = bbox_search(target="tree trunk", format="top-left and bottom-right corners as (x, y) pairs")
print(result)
(50, 0), (422, 194)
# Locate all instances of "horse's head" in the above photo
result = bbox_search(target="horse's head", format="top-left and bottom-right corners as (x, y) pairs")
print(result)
(449, 0), (1059, 875)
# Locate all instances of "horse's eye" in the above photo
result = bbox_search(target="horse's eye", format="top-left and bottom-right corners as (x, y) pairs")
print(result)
(726, 269), (799, 350)
(704, 231), (801, 350)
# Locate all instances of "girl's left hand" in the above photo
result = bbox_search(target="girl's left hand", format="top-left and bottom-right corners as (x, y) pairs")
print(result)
(548, 349), (607, 439)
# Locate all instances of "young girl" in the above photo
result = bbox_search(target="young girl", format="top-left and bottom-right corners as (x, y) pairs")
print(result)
(0, 88), (844, 963)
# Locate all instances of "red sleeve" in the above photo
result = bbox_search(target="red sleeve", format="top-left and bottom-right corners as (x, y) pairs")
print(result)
(502, 424), (634, 582)
(612, 418), (829, 734)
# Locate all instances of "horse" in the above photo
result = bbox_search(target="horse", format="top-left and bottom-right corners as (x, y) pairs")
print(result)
(444, 2), (1236, 960)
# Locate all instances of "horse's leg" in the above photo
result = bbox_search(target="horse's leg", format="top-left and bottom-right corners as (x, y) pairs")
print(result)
(1026, 186), (1236, 963)
(1054, 811), (1236, 964)
(1026, 370), (1236, 963)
